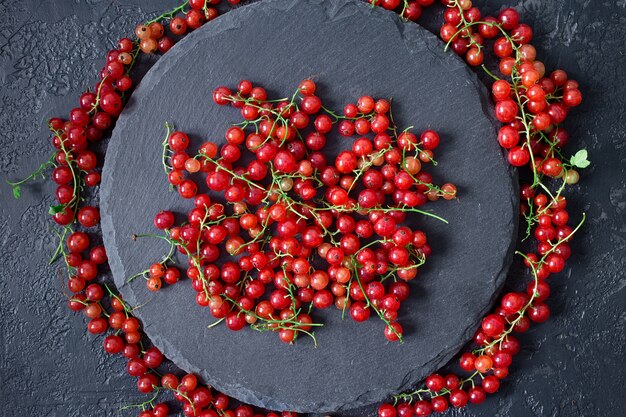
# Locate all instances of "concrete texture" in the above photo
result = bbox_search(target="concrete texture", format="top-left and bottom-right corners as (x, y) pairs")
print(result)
(0, 1), (624, 416)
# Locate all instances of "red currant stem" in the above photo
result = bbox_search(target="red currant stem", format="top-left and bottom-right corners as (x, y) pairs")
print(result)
(421, 151), (438, 166)
(89, 75), (109, 114)
(533, 211), (584, 265)
(213, 406), (229, 417)
(381, 259), (426, 284)
(281, 266), (307, 339)
(134, 384), (196, 415)
(224, 95), (293, 120)
(387, 99), (401, 137)
(196, 210), (239, 302)
(207, 317), (226, 329)
(126, 300), (152, 318)
(416, 177), (449, 196)
(512, 87), (540, 186)
(400, 0), (410, 18)
(171, 386), (196, 414)
(273, 189), (305, 216)
(6, 153), (56, 199)
(97, 302), (112, 319)
(228, 93), (291, 105)
(394, 370), (482, 403)
(360, 238), (390, 253)
(390, 107), (439, 169)
(118, 388), (161, 412)
(240, 218), (273, 252)
(340, 282), (351, 319)
(221, 294), (323, 346)
(195, 209), (211, 251)
(233, 117), (263, 129)
(275, 194), (310, 224)
(131, 232), (178, 247)
(522, 176), (569, 243)
(521, 197), (536, 241)
(318, 204), (449, 224)
(400, 148), (449, 196)
(127, 233), (177, 283)
(263, 162), (320, 213)
(311, 210), (340, 245)
(140, 363), (166, 382)
(170, 210), (224, 305)
(348, 145), (393, 194)
(351, 261), (404, 343)
(319, 104), (341, 121)
(523, 161), (569, 238)
(49, 226), (73, 269)
(538, 129), (568, 166)
(318, 104), (370, 122)
(50, 124), (83, 218)
(389, 106), (414, 154)
(70, 297), (89, 307)
(546, 93), (565, 101)
(48, 226), (70, 264)
(198, 154), (265, 191)
(104, 284), (133, 315)
(444, 16), (485, 53)
(191, 256), (213, 304)
(480, 64), (501, 82)
(275, 171), (324, 187)
(145, 1), (190, 25)
(125, 43), (142, 77)
(535, 181), (560, 204)
(162, 122), (174, 175)
(126, 268), (150, 284)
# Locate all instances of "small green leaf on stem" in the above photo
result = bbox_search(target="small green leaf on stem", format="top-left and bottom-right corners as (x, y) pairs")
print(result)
(11, 185), (21, 199)
(5, 154), (55, 199)
(48, 204), (66, 215)
(570, 149), (590, 169)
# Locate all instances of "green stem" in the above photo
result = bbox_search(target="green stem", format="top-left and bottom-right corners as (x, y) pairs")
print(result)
(6, 153), (56, 199)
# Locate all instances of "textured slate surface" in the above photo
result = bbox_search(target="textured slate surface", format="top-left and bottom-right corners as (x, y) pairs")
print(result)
(0, 1), (624, 417)
(100, 0), (516, 413)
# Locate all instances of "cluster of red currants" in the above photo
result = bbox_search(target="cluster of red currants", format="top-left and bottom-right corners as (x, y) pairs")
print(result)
(133, 0), (242, 55)
(62, 232), (224, 417)
(369, 0), (435, 21)
(20, 2), (299, 416)
(41, 0), (248, 305)
(108, 310), (301, 417)
(376, 192), (577, 413)
(137, 78), (457, 344)
(434, 1), (584, 177)
(368, 1), (586, 415)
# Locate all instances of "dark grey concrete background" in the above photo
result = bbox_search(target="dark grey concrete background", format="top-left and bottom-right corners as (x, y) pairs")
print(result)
(0, 1), (624, 416)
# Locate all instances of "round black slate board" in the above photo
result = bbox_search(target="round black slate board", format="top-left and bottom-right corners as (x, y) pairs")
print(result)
(101, 0), (517, 413)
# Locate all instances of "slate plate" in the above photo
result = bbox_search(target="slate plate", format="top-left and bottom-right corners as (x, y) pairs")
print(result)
(100, 0), (517, 413)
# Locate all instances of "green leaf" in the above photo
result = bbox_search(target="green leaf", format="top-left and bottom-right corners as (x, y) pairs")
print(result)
(48, 204), (65, 215)
(570, 149), (591, 169)
(12, 186), (21, 199)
